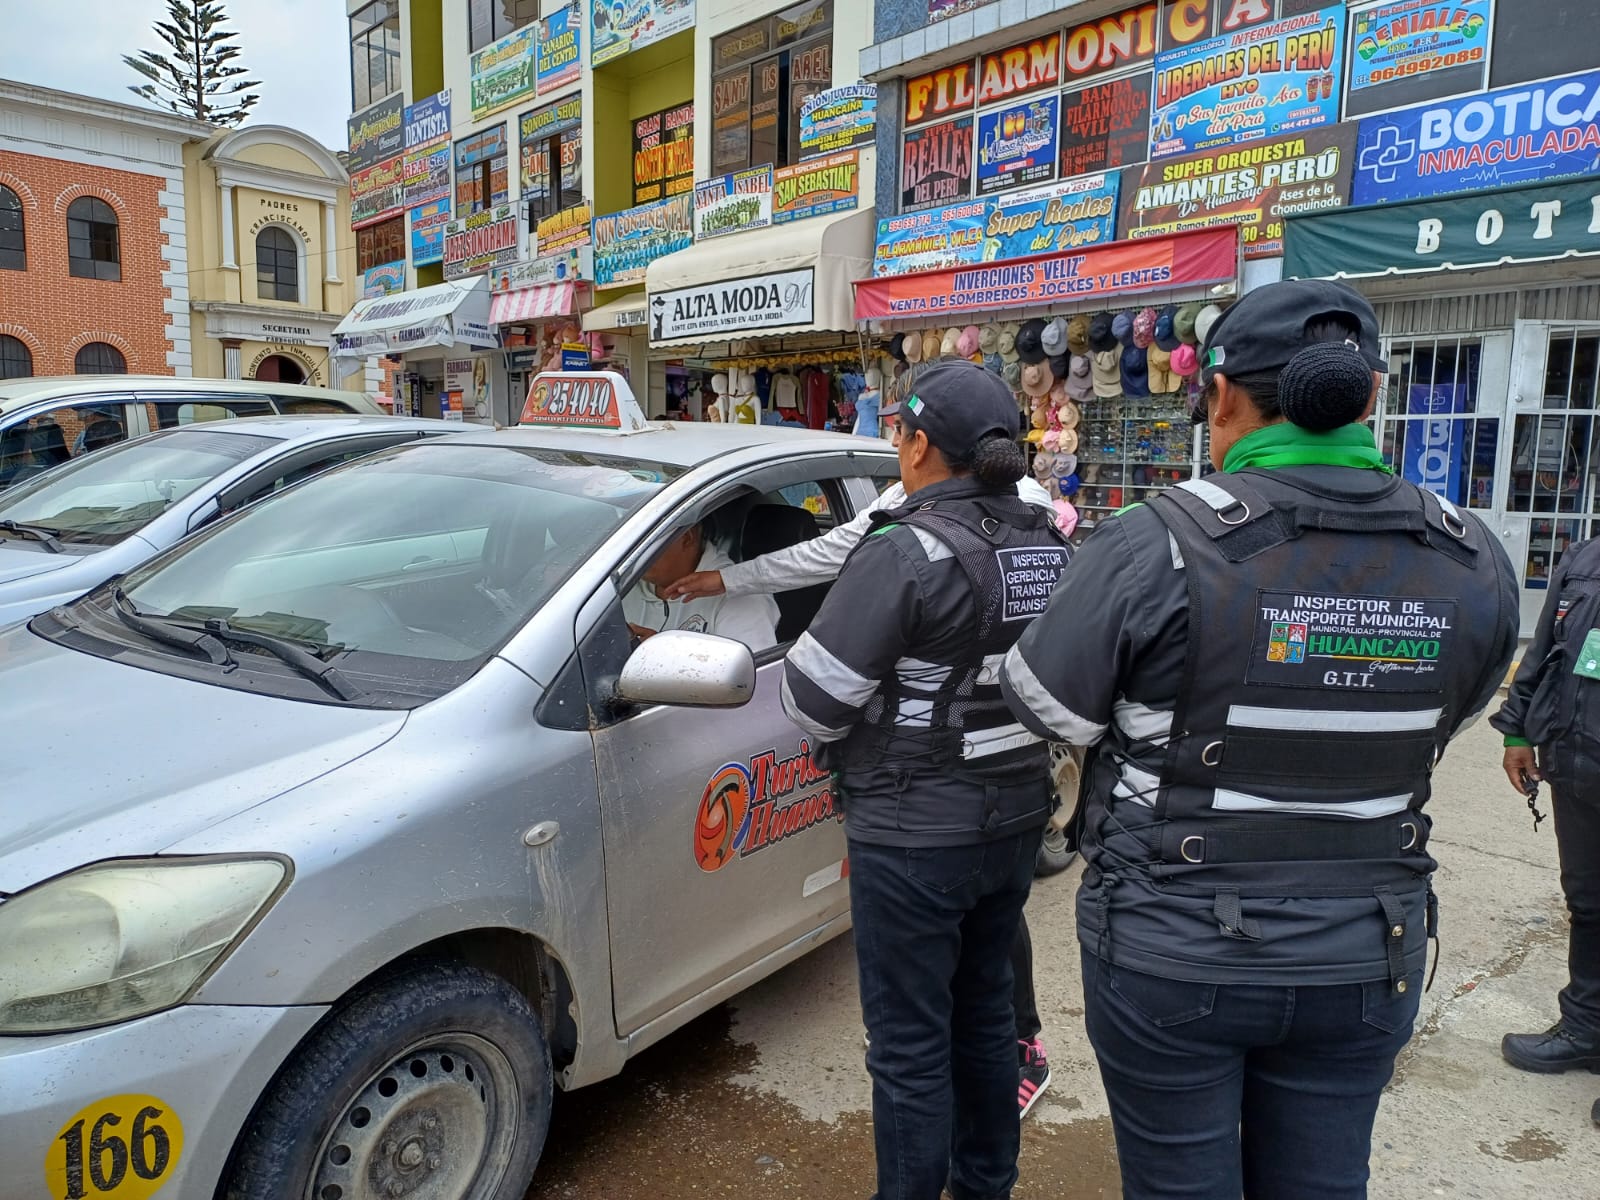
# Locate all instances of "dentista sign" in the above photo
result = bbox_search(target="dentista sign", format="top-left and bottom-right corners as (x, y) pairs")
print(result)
(648, 268), (815, 341)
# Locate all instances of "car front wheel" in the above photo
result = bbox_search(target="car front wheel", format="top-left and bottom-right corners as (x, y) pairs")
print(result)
(221, 961), (552, 1200)
(1035, 744), (1083, 878)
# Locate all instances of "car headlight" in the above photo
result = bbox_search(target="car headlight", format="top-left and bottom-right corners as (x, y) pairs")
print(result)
(0, 856), (287, 1034)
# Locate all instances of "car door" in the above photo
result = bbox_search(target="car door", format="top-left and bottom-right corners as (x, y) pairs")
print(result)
(584, 455), (881, 1035)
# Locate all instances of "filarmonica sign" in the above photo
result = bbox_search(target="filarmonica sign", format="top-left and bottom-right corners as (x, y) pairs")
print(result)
(648, 269), (815, 342)
(1284, 177), (1600, 278)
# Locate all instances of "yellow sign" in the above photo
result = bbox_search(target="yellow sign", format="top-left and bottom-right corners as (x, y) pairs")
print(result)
(45, 1095), (184, 1200)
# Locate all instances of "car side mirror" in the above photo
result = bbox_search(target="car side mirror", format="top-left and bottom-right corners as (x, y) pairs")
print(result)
(615, 629), (756, 708)
(186, 497), (221, 532)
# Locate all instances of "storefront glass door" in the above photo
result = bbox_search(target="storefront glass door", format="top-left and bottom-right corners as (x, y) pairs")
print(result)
(1501, 322), (1600, 633)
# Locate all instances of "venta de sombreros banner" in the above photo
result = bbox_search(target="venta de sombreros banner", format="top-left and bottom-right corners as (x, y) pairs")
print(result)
(853, 225), (1238, 320)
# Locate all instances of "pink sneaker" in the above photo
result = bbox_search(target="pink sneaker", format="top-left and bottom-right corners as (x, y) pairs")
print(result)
(1018, 1037), (1052, 1119)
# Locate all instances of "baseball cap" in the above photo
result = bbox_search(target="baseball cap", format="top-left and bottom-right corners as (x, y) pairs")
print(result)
(1174, 302), (1203, 345)
(882, 359), (1021, 455)
(1111, 312), (1134, 346)
(1067, 315), (1090, 356)
(1041, 317), (1069, 357)
(1154, 306), (1182, 351)
(1087, 312), (1118, 353)
(1199, 279), (1386, 387)
(1121, 344), (1150, 398)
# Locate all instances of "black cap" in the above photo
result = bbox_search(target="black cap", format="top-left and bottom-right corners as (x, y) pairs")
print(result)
(881, 359), (1019, 454)
(1015, 318), (1049, 364)
(1199, 279), (1386, 387)
(1087, 312), (1117, 353)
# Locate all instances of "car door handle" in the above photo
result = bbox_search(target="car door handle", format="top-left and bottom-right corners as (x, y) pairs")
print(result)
(401, 556), (450, 571)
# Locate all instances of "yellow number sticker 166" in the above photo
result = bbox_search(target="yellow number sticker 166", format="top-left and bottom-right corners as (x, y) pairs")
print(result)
(44, 1095), (184, 1200)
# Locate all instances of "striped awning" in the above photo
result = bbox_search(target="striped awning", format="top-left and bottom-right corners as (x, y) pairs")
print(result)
(490, 281), (575, 326)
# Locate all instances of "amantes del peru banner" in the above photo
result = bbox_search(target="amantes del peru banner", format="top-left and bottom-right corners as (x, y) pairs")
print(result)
(854, 226), (1239, 319)
(1150, 5), (1344, 160)
(873, 199), (989, 276)
(1122, 124), (1357, 259)
(1351, 68), (1600, 205)
(592, 0), (696, 67)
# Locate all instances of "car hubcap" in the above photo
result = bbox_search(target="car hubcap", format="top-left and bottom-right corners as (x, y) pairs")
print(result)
(307, 1035), (519, 1200)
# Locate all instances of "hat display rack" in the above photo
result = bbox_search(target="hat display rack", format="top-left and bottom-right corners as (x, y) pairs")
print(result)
(872, 301), (1231, 542)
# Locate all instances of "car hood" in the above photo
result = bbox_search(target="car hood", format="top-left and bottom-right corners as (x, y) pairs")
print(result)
(0, 542), (78, 585)
(0, 630), (407, 893)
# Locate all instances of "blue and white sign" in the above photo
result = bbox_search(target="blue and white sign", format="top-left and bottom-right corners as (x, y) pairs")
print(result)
(982, 171), (1118, 260)
(1353, 67), (1600, 205)
(1401, 384), (1466, 501)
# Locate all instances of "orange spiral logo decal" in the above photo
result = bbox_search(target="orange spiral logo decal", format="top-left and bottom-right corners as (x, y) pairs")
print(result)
(694, 763), (751, 873)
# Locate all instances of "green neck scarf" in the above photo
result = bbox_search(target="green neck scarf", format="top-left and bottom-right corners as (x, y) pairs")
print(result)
(1222, 422), (1392, 474)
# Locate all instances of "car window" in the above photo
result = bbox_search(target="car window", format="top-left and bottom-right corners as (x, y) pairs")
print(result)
(275, 397), (361, 415)
(223, 442), (406, 513)
(0, 428), (279, 544)
(71, 443), (684, 705)
(145, 398), (274, 430)
(0, 401), (136, 489)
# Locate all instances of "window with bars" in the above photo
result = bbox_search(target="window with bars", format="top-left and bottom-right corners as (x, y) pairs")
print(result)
(67, 197), (120, 281)
(468, 0), (539, 52)
(0, 335), (31, 379)
(256, 227), (300, 303)
(74, 342), (126, 374)
(0, 186), (23, 271)
(350, 1), (402, 111)
(1378, 337), (1498, 512)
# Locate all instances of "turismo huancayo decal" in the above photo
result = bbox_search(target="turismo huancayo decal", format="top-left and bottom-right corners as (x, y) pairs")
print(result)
(693, 742), (840, 872)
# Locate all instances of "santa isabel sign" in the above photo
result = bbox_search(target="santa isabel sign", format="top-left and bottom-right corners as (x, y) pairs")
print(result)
(649, 268), (815, 342)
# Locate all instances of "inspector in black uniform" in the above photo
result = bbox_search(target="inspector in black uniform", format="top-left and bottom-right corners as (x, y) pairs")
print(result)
(1000, 281), (1519, 1200)
(781, 359), (1070, 1200)
(1493, 536), (1600, 1111)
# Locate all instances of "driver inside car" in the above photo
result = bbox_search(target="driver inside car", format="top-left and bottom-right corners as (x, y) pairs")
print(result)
(624, 517), (779, 653)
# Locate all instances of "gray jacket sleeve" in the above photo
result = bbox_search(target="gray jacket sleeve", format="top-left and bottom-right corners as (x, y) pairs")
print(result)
(1492, 554), (1564, 744)
(781, 529), (923, 744)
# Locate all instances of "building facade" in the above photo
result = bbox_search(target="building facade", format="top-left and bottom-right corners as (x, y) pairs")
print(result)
(185, 125), (363, 389)
(0, 79), (212, 380)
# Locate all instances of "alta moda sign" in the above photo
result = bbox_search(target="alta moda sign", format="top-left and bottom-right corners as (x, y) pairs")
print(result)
(649, 268), (815, 342)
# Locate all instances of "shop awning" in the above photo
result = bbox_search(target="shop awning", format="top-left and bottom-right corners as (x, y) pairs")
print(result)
(582, 291), (648, 333)
(852, 227), (1240, 322)
(331, 276), (496, 358)
(644, 208), (875, 349)
(490, 281), (576, 326)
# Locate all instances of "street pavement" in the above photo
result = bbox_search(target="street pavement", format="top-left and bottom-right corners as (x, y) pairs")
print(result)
(528, 717), (1600, 1198)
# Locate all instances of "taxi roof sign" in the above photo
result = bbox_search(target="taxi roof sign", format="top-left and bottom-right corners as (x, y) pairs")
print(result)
(519, 370), (650, 433)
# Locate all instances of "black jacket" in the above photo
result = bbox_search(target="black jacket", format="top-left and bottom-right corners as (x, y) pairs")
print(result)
(780, 477), (1065, 847)
(1493, 535), (1600, 784)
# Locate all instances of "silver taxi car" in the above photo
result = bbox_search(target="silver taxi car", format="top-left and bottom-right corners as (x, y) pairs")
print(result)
(0, 374), (896, 1200)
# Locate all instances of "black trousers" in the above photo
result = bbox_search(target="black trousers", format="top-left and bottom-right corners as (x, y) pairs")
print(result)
(1553, 783), (1600, 1040)
(1012, 911), (1041, 1042)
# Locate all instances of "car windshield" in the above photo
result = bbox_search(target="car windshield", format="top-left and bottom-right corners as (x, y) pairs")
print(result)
(0, 428), (279, 545)
(77, 442), (680, 704)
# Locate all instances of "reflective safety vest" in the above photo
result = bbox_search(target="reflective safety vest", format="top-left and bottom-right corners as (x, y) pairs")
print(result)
(833, 490), (1071, 837)
(1143, 469), (1510, 988)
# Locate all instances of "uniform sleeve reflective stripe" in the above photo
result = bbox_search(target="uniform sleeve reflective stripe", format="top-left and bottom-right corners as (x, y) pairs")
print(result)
(1225, 705), (1444, 733)
(1001, 644), (1109, 744)
(1111, 759), (1161, 806)
(780, 670), (854, 742)
(1212, 789), (1414, 819)
(788, 631), (880, 708)
(1114, 698), (1174, 742)
(1168, 531), (1185, 570)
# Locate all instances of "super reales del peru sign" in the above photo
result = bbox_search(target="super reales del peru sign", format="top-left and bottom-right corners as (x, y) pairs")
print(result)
(649, 269), (815, 342)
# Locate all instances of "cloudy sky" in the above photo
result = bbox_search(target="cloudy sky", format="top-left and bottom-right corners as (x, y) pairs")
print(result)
(0, 0), (352, 150)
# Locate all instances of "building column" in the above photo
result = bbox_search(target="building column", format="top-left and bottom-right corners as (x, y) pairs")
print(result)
(220, 184), (237, 269)
(324, 203), (341, 284)
(222, 339), (243, 380)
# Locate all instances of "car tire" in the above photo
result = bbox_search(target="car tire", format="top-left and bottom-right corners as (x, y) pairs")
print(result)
(220, 960), (552, 1200)
(1035, 745), (1083, 878)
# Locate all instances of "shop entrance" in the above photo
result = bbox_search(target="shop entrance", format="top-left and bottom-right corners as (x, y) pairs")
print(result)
(255, 355), (306, 384)
(1377, 322), (1600, 635)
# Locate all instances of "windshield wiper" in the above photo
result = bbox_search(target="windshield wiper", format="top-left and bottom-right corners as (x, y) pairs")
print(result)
(0, 519), (63, 553)
(202, 617), (362, 702)
(111, 587), (232, 665)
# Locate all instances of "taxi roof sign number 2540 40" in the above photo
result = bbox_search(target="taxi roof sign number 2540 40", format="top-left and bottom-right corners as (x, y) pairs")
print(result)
(519, 371), (650, 433)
